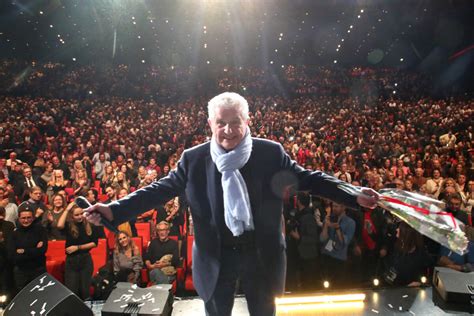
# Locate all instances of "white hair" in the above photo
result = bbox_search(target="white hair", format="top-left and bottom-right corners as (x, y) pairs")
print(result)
(207, 92), (249, 120)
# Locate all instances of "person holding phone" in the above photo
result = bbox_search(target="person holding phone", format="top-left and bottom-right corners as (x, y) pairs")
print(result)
(320, 202), (355, 288)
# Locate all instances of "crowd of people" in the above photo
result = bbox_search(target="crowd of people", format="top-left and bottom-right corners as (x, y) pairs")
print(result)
(0, 60), (473, 301)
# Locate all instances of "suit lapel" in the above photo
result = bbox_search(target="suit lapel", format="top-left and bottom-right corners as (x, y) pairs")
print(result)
(205, 155), (223, 222)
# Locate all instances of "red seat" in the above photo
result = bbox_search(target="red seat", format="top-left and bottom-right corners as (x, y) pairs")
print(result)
(90, 238), (108, 276)
(131, 236), (143, 255)
(104, 228), (116, 250)
(184, 235), (195, 291)
(64, 187), (74, 198)
(45, 240), (66, 283)
(135, 222), (151, 252)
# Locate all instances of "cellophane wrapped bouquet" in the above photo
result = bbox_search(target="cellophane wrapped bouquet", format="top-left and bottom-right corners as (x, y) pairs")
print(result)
(338, 184), (469, 255)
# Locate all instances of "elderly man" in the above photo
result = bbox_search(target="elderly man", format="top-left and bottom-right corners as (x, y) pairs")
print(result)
(85, 92), (378, 316)
(145, 221), (179, 285)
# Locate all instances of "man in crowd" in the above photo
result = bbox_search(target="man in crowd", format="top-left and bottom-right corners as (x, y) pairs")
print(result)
(7, 208), (48, 293)
(85, 92), (378, 316)
(17, 186), (47, 224)
(0, 186), (18, 225)
(144, 221), (179, 285)
(320, 202), (356, 289)
(0, 207), (15, 301)
(15, 166), (44, 201)
(287, 192), (319, 290)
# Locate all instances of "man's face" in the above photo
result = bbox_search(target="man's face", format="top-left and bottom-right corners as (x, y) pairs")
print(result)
(156, 224), (170, 241)
(208, 107), (248, 151)
(105, 187), (115, 198)
(447, 198), (461, 212)
(23, 168), (32, 178)
(18, 211), (34, 228)
(30, 189), (42, 202)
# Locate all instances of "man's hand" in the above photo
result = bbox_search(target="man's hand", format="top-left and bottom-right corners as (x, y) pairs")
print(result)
(36, 208), (44, 218)
(154, 261), (166, 269)
(83, 203), (114, 226)
(357, 187), (379, 209)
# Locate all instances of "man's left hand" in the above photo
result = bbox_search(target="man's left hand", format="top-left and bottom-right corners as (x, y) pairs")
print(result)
(357, 187), (379, 209)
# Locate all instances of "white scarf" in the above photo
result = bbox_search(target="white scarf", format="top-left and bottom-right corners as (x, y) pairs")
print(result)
(210, 127), (254, 236)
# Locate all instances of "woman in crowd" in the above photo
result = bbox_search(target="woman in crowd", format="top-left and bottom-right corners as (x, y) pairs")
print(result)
(46, 169), (69, 202)
(57, 201), (98, 300)
(100, 165), (115, 192)
(72, 169), (90, 197)
(113, 230), (143, 283)
(112, 171), (129, 192)
(40, 163), (54, 188)
(425, 169), (444, 196)
(42, 194), (67, 240)
(381, 222), (432, 287)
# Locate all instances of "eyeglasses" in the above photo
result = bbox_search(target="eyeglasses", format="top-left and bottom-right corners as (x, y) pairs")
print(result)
(157, 228), (169, 232)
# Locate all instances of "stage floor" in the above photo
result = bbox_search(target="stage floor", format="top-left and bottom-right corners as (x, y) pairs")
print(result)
(87, 287), (470, 315)
(1, 286), (471, 315)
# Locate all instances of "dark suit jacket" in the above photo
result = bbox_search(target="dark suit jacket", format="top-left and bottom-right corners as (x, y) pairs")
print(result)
(109, 138), (359, 301)
(15, 175), (45, 200)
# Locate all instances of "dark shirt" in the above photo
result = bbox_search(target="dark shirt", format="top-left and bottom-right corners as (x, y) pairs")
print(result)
(7, 223), (48, 270)
(0, 220), (15, 258)
(64, 221), (99, 256)
(384, 247), (433, 286)
(145, 238), (179, 268)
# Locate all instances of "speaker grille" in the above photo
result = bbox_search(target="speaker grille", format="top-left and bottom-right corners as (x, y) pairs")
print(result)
(467, 285), (474, 294)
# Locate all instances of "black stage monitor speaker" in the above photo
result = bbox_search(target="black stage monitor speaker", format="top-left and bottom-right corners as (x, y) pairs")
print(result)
(101, 283), (173, 316)
(433, 267), (474, 313)
(4, 273), (93, 316)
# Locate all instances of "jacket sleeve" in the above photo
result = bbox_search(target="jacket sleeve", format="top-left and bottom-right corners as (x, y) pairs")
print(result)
(23, 227), (48, 259)
(109, 152), (188, 225)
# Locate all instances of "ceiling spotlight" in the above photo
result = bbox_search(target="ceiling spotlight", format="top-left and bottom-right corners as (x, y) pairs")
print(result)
(39, 11), (44, 15)
(360, 9), (364, 13)
(72, 57), (76, 61)
(373, 278), (380, 287)
(421, 276), (427, 284)
(400, 58), (404, 62)
(323, 281), (330, 288)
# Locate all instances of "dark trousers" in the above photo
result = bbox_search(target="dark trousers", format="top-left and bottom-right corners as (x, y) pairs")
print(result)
(320, 254), (350, 289)
(65, 253), (93, 300)
(205, 246), (278, 316)
(13, 265), (46, 294)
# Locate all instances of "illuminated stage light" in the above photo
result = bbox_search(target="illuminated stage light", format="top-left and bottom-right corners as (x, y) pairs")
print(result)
(275, 293), (366, 312)
(421, 276), (427, 284)
(0, 295), (7, 303)
(323, 280), (330, 288)
(373, 278), (380, 287)
(277, 301), (364, 312)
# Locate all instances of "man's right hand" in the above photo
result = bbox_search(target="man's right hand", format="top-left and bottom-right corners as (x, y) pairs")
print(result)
(83, 203), (114, 226)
